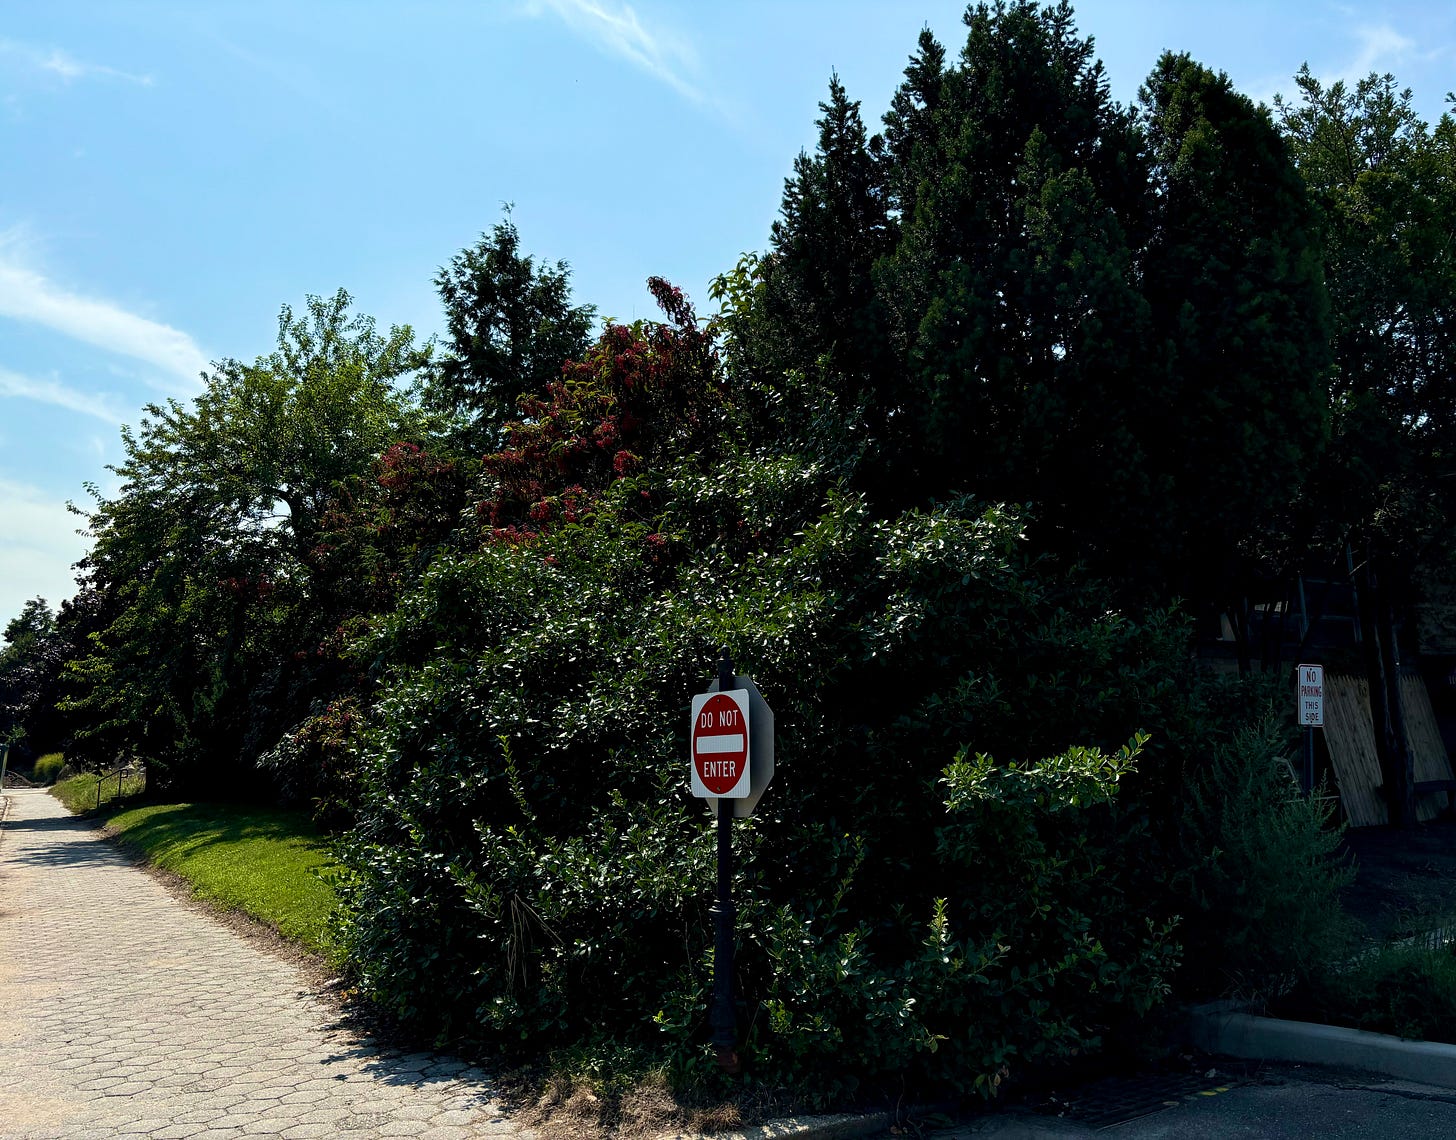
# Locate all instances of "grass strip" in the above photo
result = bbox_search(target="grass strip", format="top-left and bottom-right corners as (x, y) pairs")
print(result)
(50, 784), (342, 962)
(1274, 939), (1456, 1043)
(52, 770), (146, 813)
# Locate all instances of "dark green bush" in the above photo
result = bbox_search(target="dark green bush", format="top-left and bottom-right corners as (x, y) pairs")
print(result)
(735, 737), (1179, 1101)
(1178, 706), (1354, 997)
(338, 457), (1199, 1101)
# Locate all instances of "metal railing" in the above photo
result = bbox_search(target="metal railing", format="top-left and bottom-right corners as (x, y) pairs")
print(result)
(94, 763), (145, 810)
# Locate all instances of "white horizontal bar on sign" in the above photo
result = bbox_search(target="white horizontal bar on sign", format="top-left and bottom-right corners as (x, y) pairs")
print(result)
(696, 735), (745, 755)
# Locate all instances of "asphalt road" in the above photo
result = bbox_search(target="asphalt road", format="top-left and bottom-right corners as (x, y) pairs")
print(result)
(946, 1064), (1456, 1139)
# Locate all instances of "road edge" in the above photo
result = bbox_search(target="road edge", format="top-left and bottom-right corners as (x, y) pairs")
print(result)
(1189, 1000), (1456, 1087)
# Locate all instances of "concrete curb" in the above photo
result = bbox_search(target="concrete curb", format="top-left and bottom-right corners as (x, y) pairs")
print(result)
(1189, 1001), (1456, 1088)
(666, 999), (1456, 1140)
(663, 1106), (1095, 1140)
(661, 1110), (895, 1140)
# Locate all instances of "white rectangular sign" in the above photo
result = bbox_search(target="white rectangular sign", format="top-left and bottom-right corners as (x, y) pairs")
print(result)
(1298, 663), (1324, 727)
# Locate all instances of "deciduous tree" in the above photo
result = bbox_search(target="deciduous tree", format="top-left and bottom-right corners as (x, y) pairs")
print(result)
(65, 292), (430, 789)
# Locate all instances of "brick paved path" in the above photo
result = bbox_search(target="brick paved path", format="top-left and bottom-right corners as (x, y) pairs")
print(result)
(0, 788), (534, 1139)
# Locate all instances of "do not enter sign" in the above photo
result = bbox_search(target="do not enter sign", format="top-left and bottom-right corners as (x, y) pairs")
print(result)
(691, 689), (751, 798)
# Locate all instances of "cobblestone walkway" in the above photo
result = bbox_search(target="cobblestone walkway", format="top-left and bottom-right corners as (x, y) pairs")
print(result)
(0, 788), (534, 1139)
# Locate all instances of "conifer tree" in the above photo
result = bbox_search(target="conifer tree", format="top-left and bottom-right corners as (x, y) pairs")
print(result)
(431, 215), (596, 452)
(1138, 53), (1331, 610)
(737, 2), (1333, 614)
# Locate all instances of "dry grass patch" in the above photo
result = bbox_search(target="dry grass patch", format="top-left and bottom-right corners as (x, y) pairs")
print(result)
(523, 1070), (749, 1139)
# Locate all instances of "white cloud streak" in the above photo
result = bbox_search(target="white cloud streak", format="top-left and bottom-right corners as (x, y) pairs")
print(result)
(0, 367), (126, 425)
(1251, 17), (1424, 113)
(529, 0), (706, 105)
(1345, 23), (1416, 82)
(0, 478), (89, 621)
(0, 252), (209, 391)
(0, 39), (154, 86)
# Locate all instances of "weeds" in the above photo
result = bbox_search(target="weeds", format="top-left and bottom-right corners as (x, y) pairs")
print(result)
(1275, 938), (1456, 1042)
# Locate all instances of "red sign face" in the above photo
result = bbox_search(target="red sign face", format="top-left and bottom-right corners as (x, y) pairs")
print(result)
(692, 692), (748, 795)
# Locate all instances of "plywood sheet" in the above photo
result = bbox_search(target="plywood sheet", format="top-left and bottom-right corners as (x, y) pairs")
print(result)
(1404, 669), (1456, 823)
(1321, 670), (1455, 827)
(1324, 673), (1387, 827)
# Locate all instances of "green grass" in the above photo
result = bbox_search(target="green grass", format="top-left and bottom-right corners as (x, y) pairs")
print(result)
(1274, 940), (1456, 1042)
(52, 770), (147, 814)
(49, 782), (342, 961)
(107, 802), (342, 960)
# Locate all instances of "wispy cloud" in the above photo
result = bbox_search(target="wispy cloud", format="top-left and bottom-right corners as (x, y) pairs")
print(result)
(0, 367), (126, 425)
(0, 245), (208, 391)
(204, 34), (336, 113)
(528, 0), (706, 106)
(1344, 23), (1416, 82)
(0, 38), (154, 86)
(0, 478), (89, 619)
(1252, 15), (1424, 112)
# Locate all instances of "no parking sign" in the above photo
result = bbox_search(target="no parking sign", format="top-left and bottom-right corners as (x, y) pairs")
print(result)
(1298, 663), (1324, 727)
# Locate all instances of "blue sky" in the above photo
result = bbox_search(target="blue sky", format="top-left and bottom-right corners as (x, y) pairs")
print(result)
(2, 1), (1453, 628)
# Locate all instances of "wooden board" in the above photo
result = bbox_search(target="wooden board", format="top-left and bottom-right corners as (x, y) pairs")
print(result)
(1324, 673), (1387, 827)
(1322, 670), (1456, 827)
(1404, 669), (1456, 823)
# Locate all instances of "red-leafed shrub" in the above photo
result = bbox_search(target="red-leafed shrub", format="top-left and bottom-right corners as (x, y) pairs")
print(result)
(476, 278), (726, 540)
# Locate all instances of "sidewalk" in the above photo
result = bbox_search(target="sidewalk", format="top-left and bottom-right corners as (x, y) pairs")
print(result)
(0, 787), (534, 1140)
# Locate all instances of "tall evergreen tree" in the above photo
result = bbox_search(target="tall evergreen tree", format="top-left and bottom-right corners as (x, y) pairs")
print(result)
(431, 215), (596, 452)
(762, 74), (891, 378)
(736, 2), (1332, 616)
(1138, 53), (1331, 613)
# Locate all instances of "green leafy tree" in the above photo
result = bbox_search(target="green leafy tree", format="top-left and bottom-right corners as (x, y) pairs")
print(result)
(0, 598), (66, 756)
(65, 291), (430, 790)
(258, 440), (476, 819)
(1276, 71), (1456, 566)
(1274, 70), (1456, 819)
(259, 277), (720, 818)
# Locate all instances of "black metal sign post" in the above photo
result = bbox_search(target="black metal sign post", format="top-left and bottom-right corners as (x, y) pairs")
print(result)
(709, 648), (741, 1073)
(690, 646), (773, 1074)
